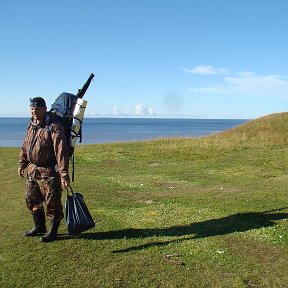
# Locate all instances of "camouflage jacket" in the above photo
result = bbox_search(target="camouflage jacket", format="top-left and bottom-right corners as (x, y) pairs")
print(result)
(19, 112), (70, 181)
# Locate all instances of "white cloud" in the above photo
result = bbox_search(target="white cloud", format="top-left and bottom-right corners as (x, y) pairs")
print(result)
(181, 65), (229, 75)
(135, 104), (145, 115)
(225, 73), (288, 97)
(148, 107), (156, 116)
(112, 106), (123, 116)
(189, 71), (288, 98)
(134, 104), (156, 116)
(109, 104), (157, 117)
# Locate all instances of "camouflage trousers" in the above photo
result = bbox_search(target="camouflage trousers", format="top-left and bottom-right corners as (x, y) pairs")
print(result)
(25, 175), (64, 221)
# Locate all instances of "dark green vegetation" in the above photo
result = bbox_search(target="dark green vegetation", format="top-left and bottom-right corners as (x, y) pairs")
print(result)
(1, 113), (288, 287)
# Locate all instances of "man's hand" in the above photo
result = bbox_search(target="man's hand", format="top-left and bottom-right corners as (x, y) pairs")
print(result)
(62, 179), (70, 189)
(18, 167), (24, 178)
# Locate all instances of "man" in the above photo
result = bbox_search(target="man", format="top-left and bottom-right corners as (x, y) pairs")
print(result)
(18, 97), (70, 243)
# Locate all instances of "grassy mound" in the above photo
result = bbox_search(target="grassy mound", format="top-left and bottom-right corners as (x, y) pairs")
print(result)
(213, 112), (288, 145)
(1, 113), (288, 287)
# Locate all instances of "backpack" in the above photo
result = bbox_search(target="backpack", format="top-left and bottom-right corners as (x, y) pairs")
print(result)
(49, 73), (94, 181)
(50, 92), (79, 156)
(49, 93), (78, 181)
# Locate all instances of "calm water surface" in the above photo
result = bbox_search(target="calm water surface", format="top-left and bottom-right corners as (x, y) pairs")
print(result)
(0, 117), (248, 147)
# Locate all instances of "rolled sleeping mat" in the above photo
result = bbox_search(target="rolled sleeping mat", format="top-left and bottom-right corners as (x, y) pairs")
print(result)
(70, 98), (88, 147)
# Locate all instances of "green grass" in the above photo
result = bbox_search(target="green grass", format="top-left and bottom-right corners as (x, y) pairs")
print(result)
(1, 112), (288, 287)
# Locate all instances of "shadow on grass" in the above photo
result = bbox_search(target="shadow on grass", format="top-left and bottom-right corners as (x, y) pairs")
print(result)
(69, 207), (288, 252)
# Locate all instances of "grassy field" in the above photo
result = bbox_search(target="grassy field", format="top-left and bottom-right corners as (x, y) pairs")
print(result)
(1, 112), (288, 287)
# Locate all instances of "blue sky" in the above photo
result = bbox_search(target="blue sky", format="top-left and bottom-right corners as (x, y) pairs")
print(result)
(1, 0), (288, 119)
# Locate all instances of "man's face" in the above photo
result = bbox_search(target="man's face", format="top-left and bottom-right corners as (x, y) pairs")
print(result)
(30, 106), (47, 122)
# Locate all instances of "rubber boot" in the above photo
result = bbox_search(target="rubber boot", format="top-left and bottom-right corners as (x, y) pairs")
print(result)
(24, 210), (47, 237)
(40, 219), (61, 243)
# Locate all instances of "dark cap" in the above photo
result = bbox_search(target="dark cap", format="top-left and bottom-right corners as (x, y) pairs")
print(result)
(30, 97), (46, 107)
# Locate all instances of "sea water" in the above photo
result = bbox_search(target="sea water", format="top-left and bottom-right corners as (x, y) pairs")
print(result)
(0, 117), (248, 147)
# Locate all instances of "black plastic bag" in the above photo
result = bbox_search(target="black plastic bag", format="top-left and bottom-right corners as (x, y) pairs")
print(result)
(65, 187), (95, 235)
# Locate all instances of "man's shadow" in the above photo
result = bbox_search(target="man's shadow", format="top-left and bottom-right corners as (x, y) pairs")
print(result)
(71, 207), (288, 252)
